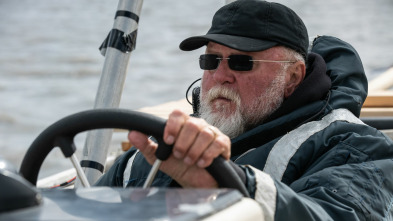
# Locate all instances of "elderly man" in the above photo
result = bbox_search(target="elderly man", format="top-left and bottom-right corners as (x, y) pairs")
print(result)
(97, 1), (393, 220)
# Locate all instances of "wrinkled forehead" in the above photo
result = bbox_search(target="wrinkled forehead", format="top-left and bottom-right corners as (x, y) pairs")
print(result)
(205, 42), (289, 59)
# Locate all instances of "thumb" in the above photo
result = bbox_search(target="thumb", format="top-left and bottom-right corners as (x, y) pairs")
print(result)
(128, 131), (158, 164)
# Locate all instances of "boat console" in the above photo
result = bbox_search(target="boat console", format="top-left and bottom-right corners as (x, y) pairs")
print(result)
(0, 183), (261, 220)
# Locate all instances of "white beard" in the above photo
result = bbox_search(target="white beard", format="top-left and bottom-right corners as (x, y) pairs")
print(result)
(199, 86), (245, 138)
(199, 71), (286, 138)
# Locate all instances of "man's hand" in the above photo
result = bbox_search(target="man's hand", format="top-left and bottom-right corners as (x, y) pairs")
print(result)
(128, 109), (231, 188)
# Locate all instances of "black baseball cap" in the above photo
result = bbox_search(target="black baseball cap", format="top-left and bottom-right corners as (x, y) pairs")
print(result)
(180, 0), (309, 60)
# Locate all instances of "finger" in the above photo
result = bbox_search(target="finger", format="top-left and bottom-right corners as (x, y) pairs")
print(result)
(163, 110), (189, 145)
(173, 117), (208, 159)
(128, 131), (158, 163)
(128, 130), (149, 149)
(197, 134), (231, 168)
(210, 127), (231, 160)
(183, 126), (216, 165)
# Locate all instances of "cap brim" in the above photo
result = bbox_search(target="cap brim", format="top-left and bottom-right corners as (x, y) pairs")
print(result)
(179, 34), (278, 52)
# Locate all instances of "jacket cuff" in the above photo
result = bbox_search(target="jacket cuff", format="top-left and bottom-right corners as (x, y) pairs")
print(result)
(246, 165), (277, 221)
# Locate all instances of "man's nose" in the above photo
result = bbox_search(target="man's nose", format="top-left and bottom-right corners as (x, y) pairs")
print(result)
(211, 59), (235, 84)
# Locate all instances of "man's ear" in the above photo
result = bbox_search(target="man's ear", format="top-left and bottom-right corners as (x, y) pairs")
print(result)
(284, 61), (306, 98)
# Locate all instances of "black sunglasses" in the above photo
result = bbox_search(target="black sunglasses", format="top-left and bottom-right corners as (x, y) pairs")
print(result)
(199, 54), (296, 72)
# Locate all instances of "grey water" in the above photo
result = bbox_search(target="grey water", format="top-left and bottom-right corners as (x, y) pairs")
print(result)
(1, 0), (393, 179)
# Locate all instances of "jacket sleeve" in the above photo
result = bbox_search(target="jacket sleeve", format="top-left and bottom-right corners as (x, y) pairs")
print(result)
(245, 132), (393, 221)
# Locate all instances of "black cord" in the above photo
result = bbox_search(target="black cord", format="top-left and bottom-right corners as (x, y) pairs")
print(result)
(186, 78), (202, 105)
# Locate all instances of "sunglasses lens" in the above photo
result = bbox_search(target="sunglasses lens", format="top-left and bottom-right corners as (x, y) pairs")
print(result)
(199, 54), (219, 70)
(228, 55), (253, 71)
(199, 54), (253, 71)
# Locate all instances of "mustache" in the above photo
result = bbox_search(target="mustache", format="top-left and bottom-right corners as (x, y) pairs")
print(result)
(204, 86), (241, 106)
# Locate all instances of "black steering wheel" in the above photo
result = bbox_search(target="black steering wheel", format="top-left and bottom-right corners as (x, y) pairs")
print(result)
(19, 109), (249, 197)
